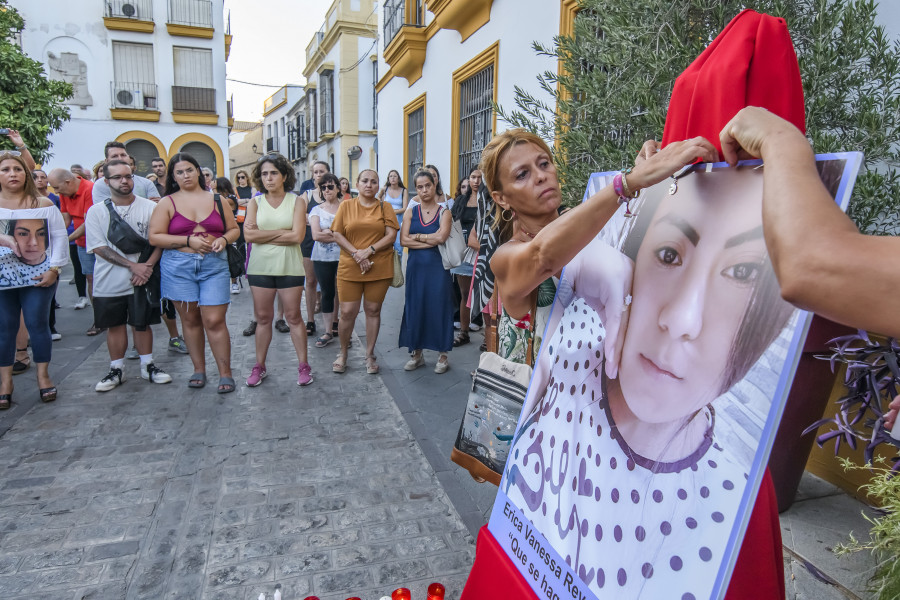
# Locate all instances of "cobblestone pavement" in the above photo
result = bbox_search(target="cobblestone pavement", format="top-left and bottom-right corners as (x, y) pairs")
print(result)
(0, 266), (475, 600)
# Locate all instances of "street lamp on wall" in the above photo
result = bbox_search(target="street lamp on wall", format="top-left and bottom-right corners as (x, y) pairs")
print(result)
(252, 143), (262, 155)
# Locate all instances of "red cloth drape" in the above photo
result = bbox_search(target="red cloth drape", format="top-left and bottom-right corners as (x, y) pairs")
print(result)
(662, 9), (805, 150)
(463, 9), (804, 600)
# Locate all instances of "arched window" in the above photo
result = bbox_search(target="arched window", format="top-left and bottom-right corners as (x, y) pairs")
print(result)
(180, 141), (216, 175)
(124, 139), (159, 177)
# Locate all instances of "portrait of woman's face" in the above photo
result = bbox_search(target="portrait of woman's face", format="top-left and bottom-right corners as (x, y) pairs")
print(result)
(13, 219), (49, 265)
(617, 170), (766, 425)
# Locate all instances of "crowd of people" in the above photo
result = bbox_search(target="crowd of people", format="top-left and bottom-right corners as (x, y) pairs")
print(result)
(0, 132), (503, 409)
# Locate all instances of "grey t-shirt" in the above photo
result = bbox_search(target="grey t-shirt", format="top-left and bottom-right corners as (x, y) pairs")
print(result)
(85, 196), (156, 297)
(91, 175), (160, 204)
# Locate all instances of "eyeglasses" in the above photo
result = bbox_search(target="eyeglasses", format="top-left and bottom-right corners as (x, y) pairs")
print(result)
(320, 184), (336, 190)
(107, 175), (134, 181)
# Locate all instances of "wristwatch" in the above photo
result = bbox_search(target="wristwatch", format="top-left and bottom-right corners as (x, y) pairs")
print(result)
(48, 266), (61, 275)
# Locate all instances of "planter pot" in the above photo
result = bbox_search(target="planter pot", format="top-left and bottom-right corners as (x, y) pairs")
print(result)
(768, 315), (854, 513)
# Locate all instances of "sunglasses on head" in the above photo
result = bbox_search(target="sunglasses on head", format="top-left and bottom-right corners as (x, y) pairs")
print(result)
(0, 151), (22, 158)
(257, 154), (279, 163)
(320, 183), (335, 190)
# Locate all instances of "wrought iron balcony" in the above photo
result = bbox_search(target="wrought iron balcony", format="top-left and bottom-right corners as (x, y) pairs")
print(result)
(172, 86), (216, 113)
(167, 0), (212, 28)
(104, 0), (154, 20)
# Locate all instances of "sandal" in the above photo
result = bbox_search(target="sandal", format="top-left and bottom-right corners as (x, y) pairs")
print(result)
(13, 348), (29, 375)
(0, 385), (12, 410)
(366, 355), (379, 375)
(453, 332), (470, 347)
(39, 387), (57, 403)
(332, 321), (339, 337)
(306, 321), (316, 335)
(188, 373), (207, 388)
(217, 377), (236, 394)
(332, 354), (348, 374)
(315, 333), (334, 348)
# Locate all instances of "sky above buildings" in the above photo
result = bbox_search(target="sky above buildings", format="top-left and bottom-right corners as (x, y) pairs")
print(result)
(224, 0), (332, 122)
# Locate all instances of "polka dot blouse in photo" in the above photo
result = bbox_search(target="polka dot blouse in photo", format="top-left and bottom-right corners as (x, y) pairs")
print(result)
(503, 296), (747, 600)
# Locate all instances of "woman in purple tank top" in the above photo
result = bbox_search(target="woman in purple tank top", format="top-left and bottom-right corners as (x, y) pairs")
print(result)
(149, 153), (240, 393)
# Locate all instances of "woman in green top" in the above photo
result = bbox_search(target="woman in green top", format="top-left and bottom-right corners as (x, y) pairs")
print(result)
(243, 154), (312, 388)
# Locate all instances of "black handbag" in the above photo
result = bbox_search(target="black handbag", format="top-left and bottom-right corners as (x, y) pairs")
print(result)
(104, 200), (160, 320)
(214, 195), (245, 278)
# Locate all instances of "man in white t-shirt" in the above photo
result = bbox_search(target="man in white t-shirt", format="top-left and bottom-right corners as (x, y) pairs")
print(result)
(85, 160), (171, 391)
(91, 142), (161, 204)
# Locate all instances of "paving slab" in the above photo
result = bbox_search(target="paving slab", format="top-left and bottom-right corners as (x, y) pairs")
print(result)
(0, 266), (475, 599)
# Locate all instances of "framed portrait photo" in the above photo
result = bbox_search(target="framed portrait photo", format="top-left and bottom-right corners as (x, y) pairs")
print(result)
(488, 153), (862, 600)
(0, 209), (55, 290)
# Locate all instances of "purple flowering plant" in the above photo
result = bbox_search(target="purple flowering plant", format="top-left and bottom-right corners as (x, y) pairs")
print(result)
(803, 331), (900, 471)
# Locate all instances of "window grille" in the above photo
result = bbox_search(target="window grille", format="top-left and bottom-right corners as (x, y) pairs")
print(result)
(407, 106), (424, 185)
(383, 0), (403, 47)
(320, 72), (334, 135)
(167, 0), (212, 28)
(457, 64), (494, 182)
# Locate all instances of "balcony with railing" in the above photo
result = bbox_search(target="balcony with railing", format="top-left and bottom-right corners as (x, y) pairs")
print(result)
(103, 0), (155, 32)
(227, 95), (234, 129)
(382, 0), (429, 84)
(167, 0), (214, 37)
(109, 82), (160, 121)
(383, 0), (404, 47)
(224, 10), (233, 60)
(171, 85), (217, 124)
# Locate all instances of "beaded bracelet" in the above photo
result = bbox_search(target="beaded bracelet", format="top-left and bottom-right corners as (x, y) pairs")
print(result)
(612, 172), (636, 218)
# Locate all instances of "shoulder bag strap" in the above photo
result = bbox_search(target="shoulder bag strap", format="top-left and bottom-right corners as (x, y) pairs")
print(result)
(213, 194), (227, 232)
(526, 289), (539, 368)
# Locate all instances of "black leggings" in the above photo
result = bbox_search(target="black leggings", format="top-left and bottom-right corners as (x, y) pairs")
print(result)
(69, 244), (87, 297)
(312, 260), (338, 314)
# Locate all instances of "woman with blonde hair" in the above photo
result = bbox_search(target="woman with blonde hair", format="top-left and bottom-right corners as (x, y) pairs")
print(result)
(330, 169), (399, 374)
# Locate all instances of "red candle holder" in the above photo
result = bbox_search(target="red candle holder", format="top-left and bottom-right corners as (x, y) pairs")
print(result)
(427, 582), (446, 599)
(392, 588), (412, 600)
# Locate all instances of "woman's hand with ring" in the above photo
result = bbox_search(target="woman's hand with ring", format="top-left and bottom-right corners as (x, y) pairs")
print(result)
(32, 268), (58, 287)
(629, 136), (719, 191)
(635, 140), (660, 166)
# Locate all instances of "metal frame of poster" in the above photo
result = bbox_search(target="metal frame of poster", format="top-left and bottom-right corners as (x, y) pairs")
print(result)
(487, 153), (863, 600)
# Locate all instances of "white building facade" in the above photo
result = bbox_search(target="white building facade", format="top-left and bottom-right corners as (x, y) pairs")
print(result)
(375, 0), (573, 191)
(15, 0), (232, 177)
(301, 0), (379, 187)
(261, 85), (306, 185)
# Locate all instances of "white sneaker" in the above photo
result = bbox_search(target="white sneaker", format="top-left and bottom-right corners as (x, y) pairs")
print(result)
(141, 363), (172, 384)
(51, 331), (62, 341)
(434, 357), (450, 374)
(96, 367), (124, 392)
(468, 323), (481, 332)
(74, 297), (88, 310)
(231, 282), (240, 295)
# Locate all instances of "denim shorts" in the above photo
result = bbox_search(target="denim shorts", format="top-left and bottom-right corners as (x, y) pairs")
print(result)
(449, 261), (475, 277)
(160, 249), (231, 306)
(77, 245), (95, 276)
